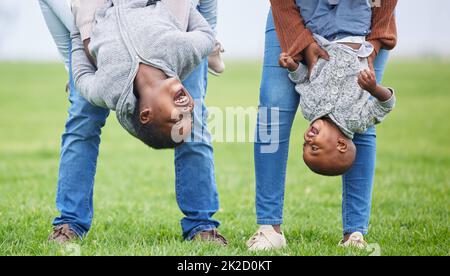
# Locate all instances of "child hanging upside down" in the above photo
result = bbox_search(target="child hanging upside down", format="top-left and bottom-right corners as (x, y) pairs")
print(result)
(71, 0), (218, 149)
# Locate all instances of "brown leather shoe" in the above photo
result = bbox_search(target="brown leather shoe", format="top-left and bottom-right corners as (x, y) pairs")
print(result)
(193, 229), (228, 246)
(48, 224), (79, 244)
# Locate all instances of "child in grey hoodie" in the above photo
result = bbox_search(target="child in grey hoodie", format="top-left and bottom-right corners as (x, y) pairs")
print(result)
(71, 0), (215, 149)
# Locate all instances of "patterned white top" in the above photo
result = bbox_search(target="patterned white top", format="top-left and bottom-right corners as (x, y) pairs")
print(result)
(289, 39), (396, 139)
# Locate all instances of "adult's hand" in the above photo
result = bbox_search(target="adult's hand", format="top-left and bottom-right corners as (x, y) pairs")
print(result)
(83, 38), (97, 68)
(303, 42), (330, 79)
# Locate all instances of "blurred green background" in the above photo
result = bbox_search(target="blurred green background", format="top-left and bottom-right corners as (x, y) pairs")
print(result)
(0, 60), (449, 256)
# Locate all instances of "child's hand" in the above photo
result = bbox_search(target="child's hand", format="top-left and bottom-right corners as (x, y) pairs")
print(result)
(279, 53), (299, 72)
(358, 69), (377, 94)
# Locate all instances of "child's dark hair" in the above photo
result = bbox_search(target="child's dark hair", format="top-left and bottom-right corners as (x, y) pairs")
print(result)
(131, 104), (181, 149)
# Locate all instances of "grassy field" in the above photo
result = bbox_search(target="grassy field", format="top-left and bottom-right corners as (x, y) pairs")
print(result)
(0, 60), (449, 256)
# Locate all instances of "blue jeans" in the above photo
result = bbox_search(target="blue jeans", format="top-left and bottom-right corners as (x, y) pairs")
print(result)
(192, 0), (217, 33)
(295, 0), (372, 40)
(254, 11), (389, 235)
(38, 0), (74, 70)
(39, 0), (219, 239)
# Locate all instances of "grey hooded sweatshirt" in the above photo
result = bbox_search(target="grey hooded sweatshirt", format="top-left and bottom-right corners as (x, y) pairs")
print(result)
(71, 0), (215, 137)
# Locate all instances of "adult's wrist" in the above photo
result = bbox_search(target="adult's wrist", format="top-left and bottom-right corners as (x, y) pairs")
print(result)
(301, 41), (317, 55)
(368, 39), (382, 56)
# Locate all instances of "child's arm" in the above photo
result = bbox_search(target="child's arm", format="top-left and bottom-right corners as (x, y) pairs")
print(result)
(358, 69), (393, 102)
(182, 5), (216, 64)
(357, 69), (396, 126)
(71, 31), (106, 108)
(169, 4), (215, 80)
(279, 53), (308, 85)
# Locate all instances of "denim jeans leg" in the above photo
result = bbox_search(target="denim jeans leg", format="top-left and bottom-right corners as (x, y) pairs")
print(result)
(194, 0), (218, 33)
(52, 42), (110, 237)
(255, 10), (300, 226)
(175, 60), (220, 240)
(341, 49), (390, 236)
(38, 0), (74, 70)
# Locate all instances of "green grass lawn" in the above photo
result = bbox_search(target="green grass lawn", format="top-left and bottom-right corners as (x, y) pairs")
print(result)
(0, 60), (449, 256)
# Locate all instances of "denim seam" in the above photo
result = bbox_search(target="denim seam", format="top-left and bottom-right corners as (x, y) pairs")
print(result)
(278, 136), (290, 224)
(175, 152), (182, 205)
(342, 173), (348, 235)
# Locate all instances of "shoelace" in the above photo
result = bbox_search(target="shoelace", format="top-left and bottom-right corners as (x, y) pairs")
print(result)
(202, 230), (228, 245)
(51, 226), (73, 240)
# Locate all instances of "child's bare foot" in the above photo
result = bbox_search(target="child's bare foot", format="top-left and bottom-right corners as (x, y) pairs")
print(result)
(208, 41), (225, 76)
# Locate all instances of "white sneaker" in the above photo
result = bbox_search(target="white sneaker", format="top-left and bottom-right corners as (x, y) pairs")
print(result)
(338, 232), (368, 249)
(208, 41), (225, 76)
(246, 225), (287, 251)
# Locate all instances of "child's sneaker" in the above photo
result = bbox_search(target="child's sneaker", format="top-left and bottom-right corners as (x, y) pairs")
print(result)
(338, 232), (368, 249)
(246, 225), (287, 251)
(208, 41), (225, 76)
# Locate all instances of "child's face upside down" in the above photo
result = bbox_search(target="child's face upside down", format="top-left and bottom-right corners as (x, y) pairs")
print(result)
(303, 118), (356, 176)
(135, 64), (195, 143)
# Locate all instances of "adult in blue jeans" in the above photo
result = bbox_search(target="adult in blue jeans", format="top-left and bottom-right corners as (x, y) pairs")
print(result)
(247, 0), (398, 251)
(39, 0), (226, 245)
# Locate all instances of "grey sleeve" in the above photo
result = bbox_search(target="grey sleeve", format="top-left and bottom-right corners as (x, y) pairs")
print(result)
(288, 63), (308, 84)
(185, 4), (215, 61)
(363, 88), (396, 126)
(71, 32), (106, 108)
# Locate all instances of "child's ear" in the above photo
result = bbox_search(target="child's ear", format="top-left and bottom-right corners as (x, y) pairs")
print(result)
(337, 138), (348, 153)
(140, 108), (154, 124)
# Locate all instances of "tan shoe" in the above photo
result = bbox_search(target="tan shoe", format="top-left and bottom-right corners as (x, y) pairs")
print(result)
(208, 41), (225, 76)
(246, 225), (287, 251)
(338, 232), (368, 249)
(193, 229), (228, 246)
(48, 224), (79, 244)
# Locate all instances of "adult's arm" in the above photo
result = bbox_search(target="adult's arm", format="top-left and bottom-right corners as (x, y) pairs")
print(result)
(270, 0), (398, 58)
(269, 0), (314, 58)
(367, 0), (398, 55)
(71, 0), (106, 41)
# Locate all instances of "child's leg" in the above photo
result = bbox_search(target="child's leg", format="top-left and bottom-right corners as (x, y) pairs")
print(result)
(38, 0), (74, 70)
(194, 0), (217, 34)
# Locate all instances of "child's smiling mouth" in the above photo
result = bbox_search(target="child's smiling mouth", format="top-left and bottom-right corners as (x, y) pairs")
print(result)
(174, 88), (191, 106)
